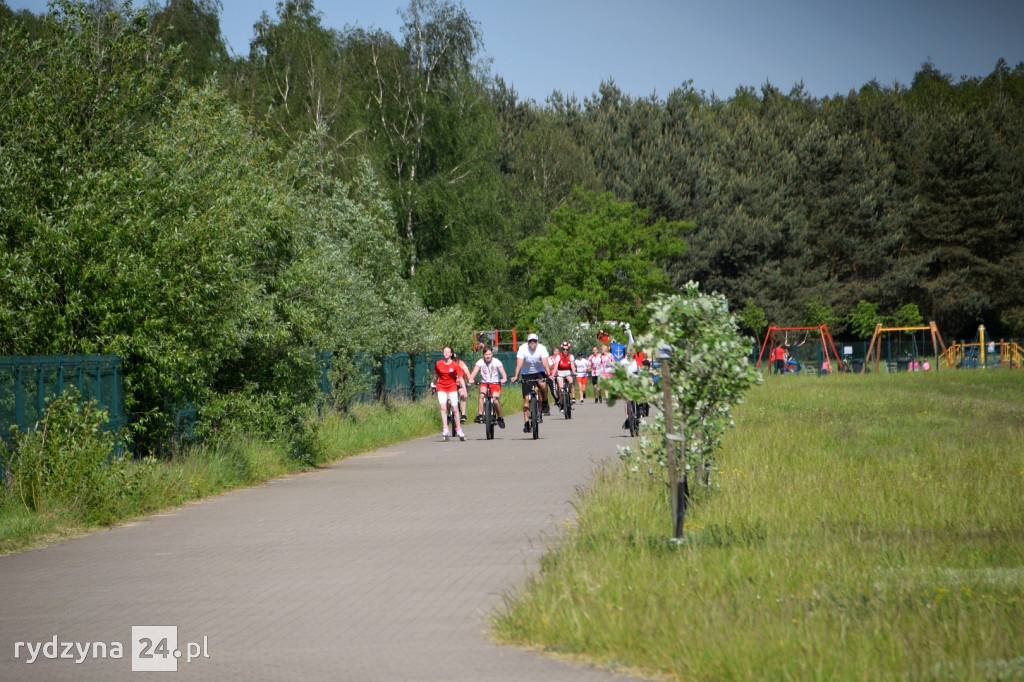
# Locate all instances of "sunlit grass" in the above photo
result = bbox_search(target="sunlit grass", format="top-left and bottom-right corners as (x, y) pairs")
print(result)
(493, 371), (1024, 681)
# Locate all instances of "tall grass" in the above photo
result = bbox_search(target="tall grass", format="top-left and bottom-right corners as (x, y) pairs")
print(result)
(493, 371), (1024, 681)
(0, 398), (450, 554)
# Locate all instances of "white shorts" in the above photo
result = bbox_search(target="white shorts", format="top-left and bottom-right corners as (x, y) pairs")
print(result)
(436, 390), (459, 407)
(556, 369), (573, 378)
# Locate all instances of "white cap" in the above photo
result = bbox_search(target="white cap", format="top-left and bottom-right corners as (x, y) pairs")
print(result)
(527, 333), (539, 341)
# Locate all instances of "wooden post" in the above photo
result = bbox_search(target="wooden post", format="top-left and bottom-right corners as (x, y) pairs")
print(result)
(660, 347), (685, 538)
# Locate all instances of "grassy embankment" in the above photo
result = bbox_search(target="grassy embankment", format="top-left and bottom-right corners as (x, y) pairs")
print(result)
(493, 371), (1024, 681)
(0, 390), (523, 554)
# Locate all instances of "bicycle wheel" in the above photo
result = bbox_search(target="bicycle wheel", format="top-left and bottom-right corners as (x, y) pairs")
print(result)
(627, 400), (639, 437)
(529, 390), (540, 440)
(484, 395), (494, 440)
(562, 383), (572, 419)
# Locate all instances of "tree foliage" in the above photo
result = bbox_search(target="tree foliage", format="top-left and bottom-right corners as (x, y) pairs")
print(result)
(605, 283), (760, 485)
(0, 2), (422, 452)
(516, 189), (690, 329)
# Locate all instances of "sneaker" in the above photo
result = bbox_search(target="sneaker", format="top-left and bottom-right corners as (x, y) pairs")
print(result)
(474, 414), (484, 424)
(523, 421), (531, 433)
(622, 420), (629, 430)
(498, 418), (506, 429)
(443, 429), (450, 441)
(542, 404), (551, 416)
(457, 429), (466, 441)
(460, 415), (467, 424)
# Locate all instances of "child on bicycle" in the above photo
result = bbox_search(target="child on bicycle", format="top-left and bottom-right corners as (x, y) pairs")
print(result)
(468, 346), (507, 429)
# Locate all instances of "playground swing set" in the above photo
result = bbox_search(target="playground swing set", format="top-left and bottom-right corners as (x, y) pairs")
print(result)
(756, 319), (1021, 377)
(756, 325), (842, 376)
(864, 321), (948, 373)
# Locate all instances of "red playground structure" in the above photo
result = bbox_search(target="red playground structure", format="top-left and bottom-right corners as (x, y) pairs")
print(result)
(756, 325), (842, 376)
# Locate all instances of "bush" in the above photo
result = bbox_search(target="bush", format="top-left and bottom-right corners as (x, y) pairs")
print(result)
(5, 388), (133, 522)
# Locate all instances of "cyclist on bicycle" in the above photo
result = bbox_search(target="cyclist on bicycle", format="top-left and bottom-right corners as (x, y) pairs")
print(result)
(430, 346), (467, 441)
(511, 333), (552, 433)
(615, 343), (642, 430)
(468, 346), (507, 429)
(553, 342), (575, 412)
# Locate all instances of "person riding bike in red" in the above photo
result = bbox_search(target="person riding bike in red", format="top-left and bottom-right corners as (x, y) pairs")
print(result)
(553, 342), (575, 411)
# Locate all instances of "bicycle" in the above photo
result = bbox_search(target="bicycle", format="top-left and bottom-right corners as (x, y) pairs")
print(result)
(557, 374), (573, 419)
(515, 376), (541, 440)
(479, 382), (505, 440)
(626, 399), (641, 437)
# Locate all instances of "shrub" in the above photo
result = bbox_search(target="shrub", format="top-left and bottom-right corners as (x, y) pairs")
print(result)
(5, 388), (131, 521)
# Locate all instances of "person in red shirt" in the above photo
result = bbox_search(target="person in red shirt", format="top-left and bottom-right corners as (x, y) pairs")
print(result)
(431, 346), (467, 441)
(772, 345), (788, 375)
(553, 342), (575, 410)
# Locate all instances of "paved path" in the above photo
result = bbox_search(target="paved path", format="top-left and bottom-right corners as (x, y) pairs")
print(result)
(0, 398), (639, 680)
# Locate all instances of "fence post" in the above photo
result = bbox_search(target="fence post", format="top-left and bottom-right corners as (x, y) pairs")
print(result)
(660, 345), (686, 539)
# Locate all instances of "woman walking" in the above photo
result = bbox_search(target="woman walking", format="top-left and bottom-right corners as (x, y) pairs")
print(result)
(588, 346), (603, 403)
(431, 346), (467, 441)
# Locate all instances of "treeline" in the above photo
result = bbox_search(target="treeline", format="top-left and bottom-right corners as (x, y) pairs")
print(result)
(558, 70), (1024, 339)
(2, 0), (1022, 452)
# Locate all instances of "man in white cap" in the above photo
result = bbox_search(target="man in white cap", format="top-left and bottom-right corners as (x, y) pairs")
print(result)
(511, 333), (552, 433)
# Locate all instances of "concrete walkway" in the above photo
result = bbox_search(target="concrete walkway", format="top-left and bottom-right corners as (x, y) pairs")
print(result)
(0, 398), (640, 680)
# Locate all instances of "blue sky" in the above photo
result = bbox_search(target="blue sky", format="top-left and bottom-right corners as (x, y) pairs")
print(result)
(9, 0), (1024, 103)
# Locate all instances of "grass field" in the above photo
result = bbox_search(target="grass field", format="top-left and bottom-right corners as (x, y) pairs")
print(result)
(492, 371), (1024, 681)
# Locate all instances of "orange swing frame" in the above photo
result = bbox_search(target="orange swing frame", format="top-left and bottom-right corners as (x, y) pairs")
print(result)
(864, 321), (947, 373)
(756, 325), (843, 376)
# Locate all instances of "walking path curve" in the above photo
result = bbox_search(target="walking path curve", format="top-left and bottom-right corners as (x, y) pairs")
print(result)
(0, 398), (640, 680)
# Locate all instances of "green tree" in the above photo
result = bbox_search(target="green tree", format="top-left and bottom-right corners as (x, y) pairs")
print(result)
(352, 0), (487, 277)
(889, 303), (923, 328)
(146, 0), (228, 87)
(802, 296), (840, 329)
(516, 189), (690, 328)
(532, 300), (597, 352)
(846, 300), (885, 339)
(737, 298), (768, 337)
(604, 283), (760, 529)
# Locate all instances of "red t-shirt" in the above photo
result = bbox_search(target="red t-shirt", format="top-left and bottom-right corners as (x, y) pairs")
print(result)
(556, 352), (573, 371)
(434, 360), (464, 392)
(773, 346), (786, 361)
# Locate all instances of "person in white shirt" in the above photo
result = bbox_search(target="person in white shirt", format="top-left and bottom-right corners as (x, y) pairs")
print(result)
(511, 333), (552, 433)
(573, 353), (590, 403)
(468, 346), (508, 428)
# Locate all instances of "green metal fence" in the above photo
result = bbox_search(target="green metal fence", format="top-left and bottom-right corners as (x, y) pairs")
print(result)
(0, 354), (126, 446)
(339, 350), (521, 404)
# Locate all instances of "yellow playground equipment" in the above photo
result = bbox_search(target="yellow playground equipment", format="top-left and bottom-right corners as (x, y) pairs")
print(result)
(940, 325), (1024, 369)
(865, 321), (949, 373)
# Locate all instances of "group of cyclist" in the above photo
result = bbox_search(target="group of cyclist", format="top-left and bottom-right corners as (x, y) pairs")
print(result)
(430, 324), (644, 440)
